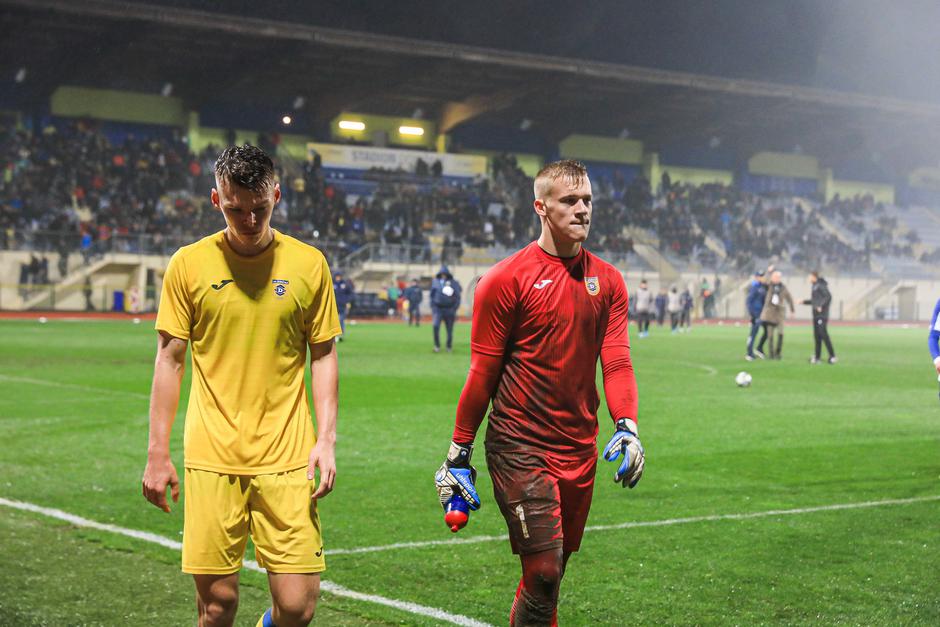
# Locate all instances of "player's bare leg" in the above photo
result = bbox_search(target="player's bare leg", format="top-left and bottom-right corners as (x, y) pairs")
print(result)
(194, 573), (239, 627)
(511, 548), (568, 626)
(267, 572), (320, 627)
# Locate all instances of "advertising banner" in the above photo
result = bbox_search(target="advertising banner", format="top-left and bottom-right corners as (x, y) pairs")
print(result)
(307, 143), (486, 178)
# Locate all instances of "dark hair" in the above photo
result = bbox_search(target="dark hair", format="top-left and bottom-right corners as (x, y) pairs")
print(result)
(214, 144), (275, 192)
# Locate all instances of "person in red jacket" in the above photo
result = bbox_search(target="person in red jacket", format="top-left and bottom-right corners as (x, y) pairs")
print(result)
(434, 160), (645, 626)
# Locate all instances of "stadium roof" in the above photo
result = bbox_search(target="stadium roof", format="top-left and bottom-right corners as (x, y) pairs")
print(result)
(3, 0), (940, 171)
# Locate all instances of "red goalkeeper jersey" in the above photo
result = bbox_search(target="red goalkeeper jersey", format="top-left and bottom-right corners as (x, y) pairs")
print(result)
(455, 242), (638, 458)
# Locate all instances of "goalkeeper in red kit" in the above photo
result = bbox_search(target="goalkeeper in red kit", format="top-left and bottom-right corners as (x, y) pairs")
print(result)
(434, 160), (644, 625)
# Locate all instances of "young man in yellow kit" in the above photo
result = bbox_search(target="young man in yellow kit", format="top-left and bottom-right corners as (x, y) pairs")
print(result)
(142, 144), (341, 627)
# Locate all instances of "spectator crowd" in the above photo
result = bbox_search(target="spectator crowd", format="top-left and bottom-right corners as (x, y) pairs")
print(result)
(2, 118), (936, 284)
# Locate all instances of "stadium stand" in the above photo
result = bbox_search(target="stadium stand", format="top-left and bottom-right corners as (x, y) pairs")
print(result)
(4, 111), (940, 321)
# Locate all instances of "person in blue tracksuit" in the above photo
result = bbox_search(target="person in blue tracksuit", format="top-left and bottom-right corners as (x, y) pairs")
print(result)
(745, 270), (767, 360)
(430, 265), (461, 352)
(333, 271), (354, 339)
(929, 297), (940, 401)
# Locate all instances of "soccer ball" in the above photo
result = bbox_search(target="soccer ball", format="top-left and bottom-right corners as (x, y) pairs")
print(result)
(735, 371), (752, 387)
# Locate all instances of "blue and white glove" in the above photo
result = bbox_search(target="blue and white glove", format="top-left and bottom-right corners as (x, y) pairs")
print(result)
(603, 418), (645, 488)
(434, 441), (481, 510)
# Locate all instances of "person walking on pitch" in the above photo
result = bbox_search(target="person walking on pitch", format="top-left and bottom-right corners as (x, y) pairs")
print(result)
(405, 278), (423, 326)
(634, 279), (653, 337)
(430, 266), (462, 352)
(142, 145), (341, 627)
(667, 285), (682, 333)
(756, 270), (794, 359)
(928, 297), (940, 401)
(435, 160), (644, 626)
(803, 271), (837, 364)
(745, 270), (767, 360)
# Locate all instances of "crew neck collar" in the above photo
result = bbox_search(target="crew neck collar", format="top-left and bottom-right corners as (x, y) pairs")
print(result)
(221, 228), (278, 259)
(533, 241), (583, 266)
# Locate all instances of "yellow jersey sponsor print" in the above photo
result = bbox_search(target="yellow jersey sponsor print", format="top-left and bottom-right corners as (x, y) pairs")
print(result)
(156, 230), (341, 474)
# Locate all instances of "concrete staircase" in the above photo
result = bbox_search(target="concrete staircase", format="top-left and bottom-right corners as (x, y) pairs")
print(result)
(351, 268), (396, 294)
(702, 231), (727, 260)
(812, 211), (856, 247)
(19, 253), (165, 311)
(842, 279), (897, 321)
(632, 242), (679, 283)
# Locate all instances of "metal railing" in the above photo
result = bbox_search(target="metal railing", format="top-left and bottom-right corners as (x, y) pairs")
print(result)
(3, 229), (716, 277)
(2, 230), (200, 257)
(0, 281), (158, 313)
(336, 243), (435, 270)
(2, 229), (352, 261)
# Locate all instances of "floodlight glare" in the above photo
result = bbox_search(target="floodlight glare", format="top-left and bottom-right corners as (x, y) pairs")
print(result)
(339, 120), (366, 131)
(282, 115), (292, 125)
(399, 126), (425, 136)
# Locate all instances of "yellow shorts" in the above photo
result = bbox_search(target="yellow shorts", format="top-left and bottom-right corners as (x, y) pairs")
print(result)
(182, 467), (325, 575)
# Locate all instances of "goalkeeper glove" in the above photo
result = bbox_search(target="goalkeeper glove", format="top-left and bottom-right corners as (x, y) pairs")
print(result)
(434, 441), (481, 510)
(602, 418), (645, 488)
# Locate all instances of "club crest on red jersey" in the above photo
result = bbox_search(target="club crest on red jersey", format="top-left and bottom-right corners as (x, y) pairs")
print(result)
(584, 276), (600, 296)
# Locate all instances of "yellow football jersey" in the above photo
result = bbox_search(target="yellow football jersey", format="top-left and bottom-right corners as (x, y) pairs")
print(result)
(156, 229), (341, 475)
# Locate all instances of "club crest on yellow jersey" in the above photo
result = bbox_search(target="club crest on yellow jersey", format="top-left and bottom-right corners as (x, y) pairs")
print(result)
(272, 279), (289, 297)
(584, 276), (600, 296)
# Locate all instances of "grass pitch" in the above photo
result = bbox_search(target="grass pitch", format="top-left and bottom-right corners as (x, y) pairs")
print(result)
(0, 317), (938, 625)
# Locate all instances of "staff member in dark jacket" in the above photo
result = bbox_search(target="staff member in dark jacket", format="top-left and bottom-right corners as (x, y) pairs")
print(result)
(404, 278), (423, 326)
(745, 270), (767, 361)
(430, 265), (461, 352)
(333, 271), (354, 339)
(804, 271), (837, 364)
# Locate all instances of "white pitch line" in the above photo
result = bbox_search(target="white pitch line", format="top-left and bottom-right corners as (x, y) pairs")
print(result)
(0, 497), (492, 627)
(327, 494), (940, 556)
(0, 497), (184, 551)
(677, 361), (718, 376)
(0, 374), (150, 400)
(582, 495), (940, 532)
(329, 533), (511, 555)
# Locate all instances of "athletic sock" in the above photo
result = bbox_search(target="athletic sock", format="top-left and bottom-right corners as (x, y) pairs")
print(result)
(514, 588), (555, 625)
(509, 577), (524, 625)
(256, 608), (276, 627)
(509, 577), (558, 625)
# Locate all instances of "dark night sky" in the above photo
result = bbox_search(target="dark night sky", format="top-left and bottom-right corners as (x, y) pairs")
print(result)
(127, 0), (940, 104)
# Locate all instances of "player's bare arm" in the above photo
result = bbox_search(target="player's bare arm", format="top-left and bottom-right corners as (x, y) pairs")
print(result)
(308, 338), (338, 499)
(142, 331), (186, 512)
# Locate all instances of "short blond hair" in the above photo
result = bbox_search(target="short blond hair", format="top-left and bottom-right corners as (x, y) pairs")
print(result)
(533, 159), (588, 199)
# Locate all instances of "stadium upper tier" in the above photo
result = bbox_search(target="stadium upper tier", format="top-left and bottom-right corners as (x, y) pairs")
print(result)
(2, 118), (939, 280)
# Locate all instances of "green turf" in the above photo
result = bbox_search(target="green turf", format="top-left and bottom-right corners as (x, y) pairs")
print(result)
(0, 318), (938, 625)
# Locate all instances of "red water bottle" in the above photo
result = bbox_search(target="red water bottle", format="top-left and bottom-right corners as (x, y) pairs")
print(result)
(444, 494), (470, 532)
